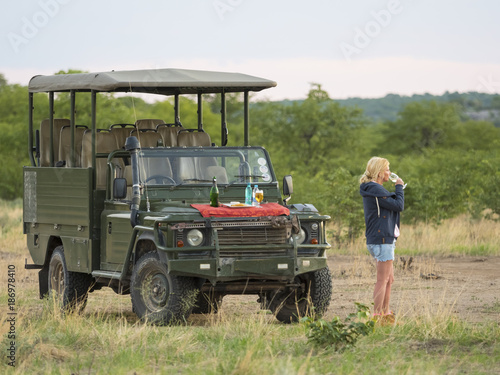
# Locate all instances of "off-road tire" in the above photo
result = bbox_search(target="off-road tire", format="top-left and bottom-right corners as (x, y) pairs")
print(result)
(48, 246), (91, 313)
(267, 266), (332, 323)
(130, 252), (197, 325)
(192, 289), (223, 314)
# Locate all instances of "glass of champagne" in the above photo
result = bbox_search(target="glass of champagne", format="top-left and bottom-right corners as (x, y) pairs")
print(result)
(389, 172), (407, 189)
(255, 188), (264, 207)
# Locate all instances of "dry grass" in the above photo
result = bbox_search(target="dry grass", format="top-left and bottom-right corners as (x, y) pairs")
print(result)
(0, 199), (25, 254)
(335, 214), (500, 256)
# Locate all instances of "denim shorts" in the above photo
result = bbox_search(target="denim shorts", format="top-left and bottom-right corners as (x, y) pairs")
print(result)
(367, 241), (395, 262)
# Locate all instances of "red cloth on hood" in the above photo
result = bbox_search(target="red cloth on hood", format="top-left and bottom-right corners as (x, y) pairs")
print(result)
(191, 202), (289, 218)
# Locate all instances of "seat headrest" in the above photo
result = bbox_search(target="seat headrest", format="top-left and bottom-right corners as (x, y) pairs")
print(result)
(177, 131), (211, 147)
(135, 119), (165, 129)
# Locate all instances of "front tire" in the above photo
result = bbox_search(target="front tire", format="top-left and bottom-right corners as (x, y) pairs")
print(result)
(267, 266), (332, 323)
(48, 246), (91, 312)
(130, 252), (196, 325)
(192, 289), (223, 314)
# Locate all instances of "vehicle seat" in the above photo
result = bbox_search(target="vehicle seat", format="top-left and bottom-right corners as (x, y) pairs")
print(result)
(156, 124), (184, 147)
(123, 165), (133, 200)
(130, 129), (163, 148)
(81, 129), (121, 189)
(109, 124), (136, 149)
(39, 118), (70, 166)
(177, 130), (211, 147)
(205, 166), (228, 184)
(58, 125), (88, 167)
(135, 119), (165, 130)
(140, 157), (174, 185)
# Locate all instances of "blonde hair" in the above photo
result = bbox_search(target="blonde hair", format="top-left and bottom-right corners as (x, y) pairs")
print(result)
(359, 157), (389, 184)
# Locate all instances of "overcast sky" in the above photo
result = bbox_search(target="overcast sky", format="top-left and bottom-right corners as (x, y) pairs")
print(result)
(1, 0), (499, 100)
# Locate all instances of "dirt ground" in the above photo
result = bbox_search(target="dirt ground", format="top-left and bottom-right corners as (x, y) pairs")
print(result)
(11, 253), (500, 324)
(325, 255), (500, 323)
(217, 255), (500, 324)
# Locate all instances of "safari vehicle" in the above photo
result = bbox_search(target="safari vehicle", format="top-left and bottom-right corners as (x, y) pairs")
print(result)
(23, 68), (332, 324)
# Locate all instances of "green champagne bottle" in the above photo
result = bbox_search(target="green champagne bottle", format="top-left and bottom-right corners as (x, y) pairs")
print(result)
(210, 176), (219, 207)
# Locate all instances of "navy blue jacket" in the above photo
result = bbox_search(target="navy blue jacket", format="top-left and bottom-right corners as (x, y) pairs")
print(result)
(360, 182), (404, 245)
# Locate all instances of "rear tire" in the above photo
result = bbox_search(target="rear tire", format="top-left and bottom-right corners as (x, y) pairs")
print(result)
(130, 252), (196, 325)
(267, 266), (332, 323)
(48, 246), (91, 312)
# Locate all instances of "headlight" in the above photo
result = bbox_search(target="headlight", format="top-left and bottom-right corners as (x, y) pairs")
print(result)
(186, 229), (204, 246)
(293, 227), (306, 244)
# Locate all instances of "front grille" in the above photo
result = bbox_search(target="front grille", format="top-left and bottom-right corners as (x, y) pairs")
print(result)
(218, 226), (288, 245)
(218, 226), (290, 257)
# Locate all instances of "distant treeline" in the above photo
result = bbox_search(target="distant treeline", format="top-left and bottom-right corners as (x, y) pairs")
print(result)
(279, 91), (500, 125)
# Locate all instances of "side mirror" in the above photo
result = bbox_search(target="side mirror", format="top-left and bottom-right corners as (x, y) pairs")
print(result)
(113, 178), (127, 200)
(283, 175), (293, 205)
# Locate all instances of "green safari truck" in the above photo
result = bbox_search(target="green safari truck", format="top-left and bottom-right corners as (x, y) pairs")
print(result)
(23, 68), (332, 324)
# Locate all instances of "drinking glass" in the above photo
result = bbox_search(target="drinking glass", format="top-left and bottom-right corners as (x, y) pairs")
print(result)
(389, 173), (407, 189)
(255, 188), (264, 206)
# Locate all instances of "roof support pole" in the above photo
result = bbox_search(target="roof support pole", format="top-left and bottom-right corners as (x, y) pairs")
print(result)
(221, 89), (228, 146)
(70, 90), (76, 167)
(174, 94), (181, 125)
(197, 91), (203, 131)
(244, 91), (249, 146)
(49, 92), (54, 167)
(91, 90), (97, 189)
(28, 93), (35, 166)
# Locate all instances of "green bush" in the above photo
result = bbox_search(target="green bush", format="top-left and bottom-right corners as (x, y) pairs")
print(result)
(301, 302), (375, 352)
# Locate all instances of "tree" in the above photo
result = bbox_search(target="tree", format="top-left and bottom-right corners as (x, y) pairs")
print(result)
(251, 84), (366, 177)
(384, 101), (462, 154)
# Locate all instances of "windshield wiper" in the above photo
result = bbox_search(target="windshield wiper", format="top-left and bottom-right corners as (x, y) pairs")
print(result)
(234, 174), (262, 179)
(170, 178), (212, 190)
(223, 175), (263, 191)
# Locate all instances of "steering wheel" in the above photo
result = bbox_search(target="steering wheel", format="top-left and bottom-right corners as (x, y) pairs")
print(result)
(145, 174), (176, 185)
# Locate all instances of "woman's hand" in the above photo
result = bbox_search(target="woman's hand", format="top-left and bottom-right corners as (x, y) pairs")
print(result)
(396, 177), (404, 186)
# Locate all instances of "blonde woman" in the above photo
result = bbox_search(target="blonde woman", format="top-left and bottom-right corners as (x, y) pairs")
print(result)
(359, 157), (404, 322)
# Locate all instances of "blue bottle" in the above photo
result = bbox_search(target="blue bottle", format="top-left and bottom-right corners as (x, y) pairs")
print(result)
(245, 183), (252, 205)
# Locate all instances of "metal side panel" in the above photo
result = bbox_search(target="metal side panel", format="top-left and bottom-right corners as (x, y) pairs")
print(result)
(23, 167), (94, 270)
(32, 167), (93, 225)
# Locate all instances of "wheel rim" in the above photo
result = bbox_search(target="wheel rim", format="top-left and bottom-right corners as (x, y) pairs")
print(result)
(142, 272), (169, 312)
(50, 261), (65, 296)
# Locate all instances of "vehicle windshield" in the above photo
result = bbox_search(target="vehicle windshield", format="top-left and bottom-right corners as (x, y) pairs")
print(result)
(136, 147), (275, 187)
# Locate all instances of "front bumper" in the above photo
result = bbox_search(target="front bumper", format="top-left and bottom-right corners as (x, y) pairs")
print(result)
(165, 254), (328, 282)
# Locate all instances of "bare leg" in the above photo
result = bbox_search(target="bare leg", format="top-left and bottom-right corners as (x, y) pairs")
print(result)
(382, 261), (394, 314)
(373, 260), (394, 314)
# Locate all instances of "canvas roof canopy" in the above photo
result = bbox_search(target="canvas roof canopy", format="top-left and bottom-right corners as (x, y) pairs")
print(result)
(28, 68), (277, 95)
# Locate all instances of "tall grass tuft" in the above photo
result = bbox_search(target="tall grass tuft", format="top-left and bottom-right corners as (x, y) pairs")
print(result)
(336, 214), (500, 256)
